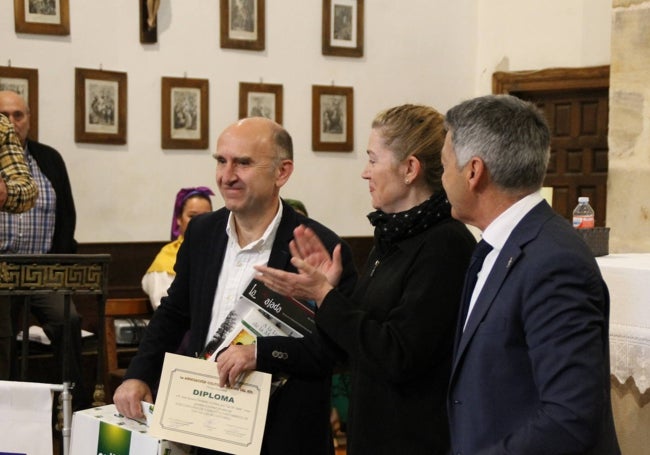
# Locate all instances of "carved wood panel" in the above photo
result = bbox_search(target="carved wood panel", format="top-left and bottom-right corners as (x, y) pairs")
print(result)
(493, 66), (610, 226)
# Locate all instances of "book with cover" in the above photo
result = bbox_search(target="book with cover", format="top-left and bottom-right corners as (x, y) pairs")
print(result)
(201, 280), (313, 394)
(203, 299), (287, 361)
(222, 306), (288, 348)
(242, 279), (316, 337)
(201, 279), (317, 362)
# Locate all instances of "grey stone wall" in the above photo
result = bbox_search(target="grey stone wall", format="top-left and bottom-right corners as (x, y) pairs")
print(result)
(608, 1), (650, 252)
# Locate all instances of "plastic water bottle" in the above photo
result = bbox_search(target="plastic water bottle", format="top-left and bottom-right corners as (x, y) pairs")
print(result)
(572, 197), (595, 229)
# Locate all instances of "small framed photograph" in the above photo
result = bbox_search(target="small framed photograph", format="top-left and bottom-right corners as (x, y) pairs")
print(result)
(220, 0), (265, 51)
(0, 65), (39, 141)
(161, 77), (209, 149)
(312, 85), (353, 152)
(14, 0), (70, 36)
(322, 0), (364, 58)
(75, 68), (127, 145)
(239, 82), (283, 124)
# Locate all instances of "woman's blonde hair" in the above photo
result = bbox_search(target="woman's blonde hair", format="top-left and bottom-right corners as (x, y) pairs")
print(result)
(371, 104), (446, 192)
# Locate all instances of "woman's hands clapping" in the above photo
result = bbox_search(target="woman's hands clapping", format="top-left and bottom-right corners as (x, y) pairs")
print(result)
(254, 225), (343, 307)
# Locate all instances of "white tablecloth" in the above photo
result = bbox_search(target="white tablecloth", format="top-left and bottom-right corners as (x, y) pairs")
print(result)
(0, 380), (55, 455)
(596, 254), (650, 392)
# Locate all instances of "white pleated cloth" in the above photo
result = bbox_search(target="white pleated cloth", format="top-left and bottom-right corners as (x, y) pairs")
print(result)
(0, 380), (55, 455)
(596, 254), (650, 393)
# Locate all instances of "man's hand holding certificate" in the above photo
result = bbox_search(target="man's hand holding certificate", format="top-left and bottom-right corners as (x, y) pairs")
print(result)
(149, 353), (271, 455)
(149, 280), (316, 453)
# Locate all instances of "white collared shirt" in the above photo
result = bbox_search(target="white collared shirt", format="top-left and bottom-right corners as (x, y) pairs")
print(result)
(204, 201), (283, 346)
(464, 191), (544, 330)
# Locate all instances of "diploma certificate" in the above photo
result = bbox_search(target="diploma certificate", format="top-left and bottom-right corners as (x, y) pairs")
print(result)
(149, 353), (271, 455)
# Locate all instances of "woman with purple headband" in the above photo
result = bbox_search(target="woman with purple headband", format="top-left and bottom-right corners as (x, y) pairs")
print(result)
(141, 186), (214, 309)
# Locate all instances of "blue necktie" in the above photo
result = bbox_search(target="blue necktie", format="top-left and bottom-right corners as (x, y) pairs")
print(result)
(460, 239), (493, 329)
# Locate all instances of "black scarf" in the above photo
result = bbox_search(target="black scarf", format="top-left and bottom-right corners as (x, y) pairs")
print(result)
(367, 190), (452, 254)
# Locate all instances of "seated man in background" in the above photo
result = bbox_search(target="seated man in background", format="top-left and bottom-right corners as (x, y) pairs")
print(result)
(114, 117), (357, 455)
(0, 112), (38, 379)
(0, 91), (87, 409)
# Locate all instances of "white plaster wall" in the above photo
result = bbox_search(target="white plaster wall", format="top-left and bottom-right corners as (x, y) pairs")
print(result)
(476, 0), (612, 94)
(1, 0), (612, 242)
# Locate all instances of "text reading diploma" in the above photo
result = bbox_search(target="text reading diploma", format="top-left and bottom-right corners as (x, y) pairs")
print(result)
(149, 353), (271, 455)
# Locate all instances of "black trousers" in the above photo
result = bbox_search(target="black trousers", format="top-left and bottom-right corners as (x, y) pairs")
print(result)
(0, 294), (88, 408)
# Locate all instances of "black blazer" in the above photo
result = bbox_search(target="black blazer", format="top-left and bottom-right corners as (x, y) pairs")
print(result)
(125, 200), (357, 455)
(448, 201), (620, 454)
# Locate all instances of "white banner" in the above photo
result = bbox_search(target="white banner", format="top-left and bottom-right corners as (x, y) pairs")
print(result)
(0, 380), (54, 455)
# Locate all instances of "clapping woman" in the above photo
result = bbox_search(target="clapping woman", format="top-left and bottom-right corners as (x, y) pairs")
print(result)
(255, 104), (476, 454)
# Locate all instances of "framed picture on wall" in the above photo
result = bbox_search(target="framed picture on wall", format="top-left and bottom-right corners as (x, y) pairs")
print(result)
(13, 0), (70, 35)
(312, 85), (353, 152)
(239, 82), (283, 124)
(220, 0), (265, 51)
(322, 0), (364, 58)
(74, 68), (127, 145)
(161, 77), (209, 149)
(0, 65), (39, 141)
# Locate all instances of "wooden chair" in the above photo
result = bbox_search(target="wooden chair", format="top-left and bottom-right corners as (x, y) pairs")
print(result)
(103, 297), (152, 402)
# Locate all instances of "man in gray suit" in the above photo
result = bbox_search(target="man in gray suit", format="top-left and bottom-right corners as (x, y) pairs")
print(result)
(442, 94), (620, 454)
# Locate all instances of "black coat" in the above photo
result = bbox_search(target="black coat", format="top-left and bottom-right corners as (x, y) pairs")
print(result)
(125, 201), (358, 455)
(317, 217), (476, 454)
(27, 139), (76, 253)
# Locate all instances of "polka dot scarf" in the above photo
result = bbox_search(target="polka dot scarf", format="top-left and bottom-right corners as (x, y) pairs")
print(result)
(367, 190), (452, 253)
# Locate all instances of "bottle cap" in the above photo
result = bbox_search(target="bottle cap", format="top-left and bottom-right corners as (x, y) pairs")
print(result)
(578, 197), (589, 203)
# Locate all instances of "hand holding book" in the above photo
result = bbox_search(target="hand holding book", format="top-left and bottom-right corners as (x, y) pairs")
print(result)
(216, 344), (256, 388)
(202, 279), (316, 393)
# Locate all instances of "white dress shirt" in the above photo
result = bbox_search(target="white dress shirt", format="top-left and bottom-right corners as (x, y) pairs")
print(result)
(464, 191), (544, 330)
(204, 202), (283, 346)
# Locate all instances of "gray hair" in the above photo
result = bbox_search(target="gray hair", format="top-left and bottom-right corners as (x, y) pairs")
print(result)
(444, 94), (550, 193)
(271, 123), (293, 161)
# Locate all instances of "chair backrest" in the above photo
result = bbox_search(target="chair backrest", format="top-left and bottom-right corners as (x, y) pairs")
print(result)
(104, 298), (152, 375)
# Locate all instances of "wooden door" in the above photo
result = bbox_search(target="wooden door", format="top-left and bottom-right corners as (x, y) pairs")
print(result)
(493, 66), (609, 226)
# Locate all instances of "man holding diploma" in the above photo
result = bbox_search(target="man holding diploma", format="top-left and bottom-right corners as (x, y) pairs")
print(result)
(114, 117), (357, 454)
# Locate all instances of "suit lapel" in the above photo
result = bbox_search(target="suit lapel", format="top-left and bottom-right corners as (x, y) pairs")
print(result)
(450, 200), (555, 379)
(453, 243), (521, 367)
(195, 213), (229, 344)
(268, 201), (299, 271)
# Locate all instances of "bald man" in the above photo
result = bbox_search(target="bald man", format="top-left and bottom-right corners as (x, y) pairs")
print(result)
(114, 117), (358, 455)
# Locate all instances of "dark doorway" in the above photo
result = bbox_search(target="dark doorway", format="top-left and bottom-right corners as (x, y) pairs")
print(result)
(493, 66), (609, 227)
